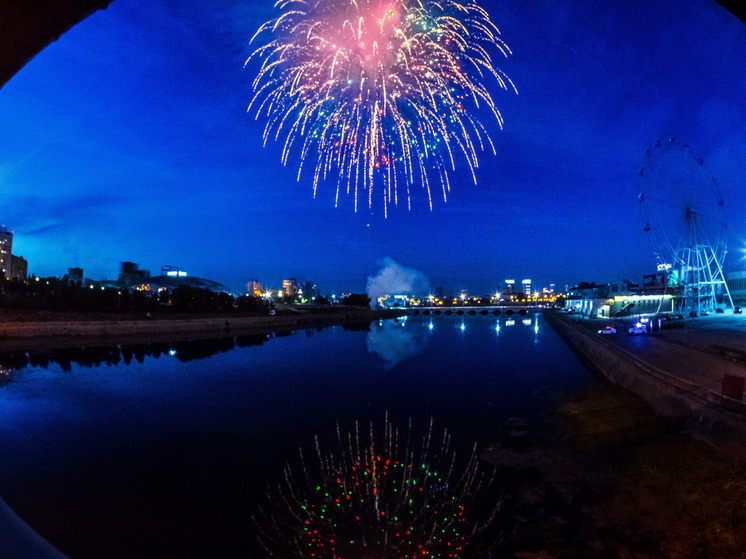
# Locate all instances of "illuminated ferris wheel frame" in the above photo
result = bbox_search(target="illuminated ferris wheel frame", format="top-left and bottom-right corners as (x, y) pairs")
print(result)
(638, 137), (733, 313)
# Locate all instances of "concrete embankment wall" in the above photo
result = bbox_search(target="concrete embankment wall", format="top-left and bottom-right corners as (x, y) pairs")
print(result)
(544, 312), (746, 455)
(0, 309), (386, 351)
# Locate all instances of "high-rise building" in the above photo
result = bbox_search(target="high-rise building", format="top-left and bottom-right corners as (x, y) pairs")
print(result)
(0, 225), (12, 280)
(282, 278), (297, 297)
(522, 279), (532, 298)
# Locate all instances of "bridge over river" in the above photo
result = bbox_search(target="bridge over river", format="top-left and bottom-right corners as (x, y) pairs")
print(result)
(401, 305), (546, 316)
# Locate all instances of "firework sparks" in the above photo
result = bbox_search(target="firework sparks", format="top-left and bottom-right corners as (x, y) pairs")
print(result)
(246, 0), (516, 216)
(253, 414), (505, 558)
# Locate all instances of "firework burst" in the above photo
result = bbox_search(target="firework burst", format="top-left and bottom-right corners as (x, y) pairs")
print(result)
(246, 0), (516, 215)
(253, 414), (505, 558)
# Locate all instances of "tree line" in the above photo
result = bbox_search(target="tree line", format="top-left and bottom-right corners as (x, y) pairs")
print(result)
(0, 277), (371, 314)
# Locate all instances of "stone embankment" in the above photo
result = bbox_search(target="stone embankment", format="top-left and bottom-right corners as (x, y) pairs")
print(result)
(544, 311), (746, 456)
(0, 308), (394, 351)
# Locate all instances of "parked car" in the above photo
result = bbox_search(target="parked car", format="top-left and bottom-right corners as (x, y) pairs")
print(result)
(735, 306), (742, 314)
(716, 307), (725, 313)
(597, 326), (617, 335)
(628, 323), (647, 335)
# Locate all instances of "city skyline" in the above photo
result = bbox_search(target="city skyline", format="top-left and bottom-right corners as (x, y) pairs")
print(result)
(1, 1), (746, 295)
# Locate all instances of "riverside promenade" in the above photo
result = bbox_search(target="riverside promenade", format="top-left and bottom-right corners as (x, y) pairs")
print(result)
(545, 310), (746, 456)
(0, 306), (400, 352)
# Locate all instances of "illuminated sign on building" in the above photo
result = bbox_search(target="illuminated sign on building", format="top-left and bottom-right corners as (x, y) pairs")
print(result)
(162, 265), (187, 277)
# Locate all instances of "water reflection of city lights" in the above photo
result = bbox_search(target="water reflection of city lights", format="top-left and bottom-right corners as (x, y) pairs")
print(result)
(505, 319), (515, 326)
(494, 322), (500, 334)
(522, 318), (532, 326)
(459, 321), (467, 332)
(428, 321), (435, 331)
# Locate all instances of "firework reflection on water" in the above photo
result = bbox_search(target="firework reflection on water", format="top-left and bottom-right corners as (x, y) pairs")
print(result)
(254, 413), (505, 558)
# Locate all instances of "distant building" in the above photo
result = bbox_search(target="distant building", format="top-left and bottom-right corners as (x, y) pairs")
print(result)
(378, 294), (410, 308)
(727, 271), (746, 304)
(504, 279), (515, 294)
(522, 279), (532, 298)
(162, 265), (187, 277)
(68, 267), (84, 285)
(247, 279), (264, 297)
(0, 225), (12, 280)
(136, 274), (242, 298)
(1, 226), (27, 281)
(119, 261), (150, 288)
(282, 278), (297, 297)
(302, 281), (317, 300)
(434, 286), (444, 299)
(10, 255), (27, 280)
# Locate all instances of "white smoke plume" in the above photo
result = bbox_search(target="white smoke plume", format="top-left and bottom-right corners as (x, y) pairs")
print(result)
(366, 257), (430, 306)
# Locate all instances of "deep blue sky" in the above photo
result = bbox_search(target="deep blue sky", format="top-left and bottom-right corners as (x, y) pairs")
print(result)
(1, 0), (745, 295)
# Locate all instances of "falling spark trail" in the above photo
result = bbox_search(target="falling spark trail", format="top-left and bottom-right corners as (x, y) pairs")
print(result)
(246, 0), (516, 215)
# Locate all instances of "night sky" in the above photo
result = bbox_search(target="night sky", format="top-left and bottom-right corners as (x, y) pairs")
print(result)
(1, 0), (745, 295)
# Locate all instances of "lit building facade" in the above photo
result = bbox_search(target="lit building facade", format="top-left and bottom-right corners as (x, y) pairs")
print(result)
(162, 265), (187, 277)
(282, 278), (297, 297)
(247, 279), (263, 297)
(522, 279), (532, 298)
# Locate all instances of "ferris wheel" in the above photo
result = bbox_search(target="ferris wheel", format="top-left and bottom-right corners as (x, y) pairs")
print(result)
(638, 137), (733, 313)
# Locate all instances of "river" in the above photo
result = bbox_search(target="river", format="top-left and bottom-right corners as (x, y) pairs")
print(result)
(0, 313), (597, 557)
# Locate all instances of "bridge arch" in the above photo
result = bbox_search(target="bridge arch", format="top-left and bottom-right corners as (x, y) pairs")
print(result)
(0, 1), (113, 90)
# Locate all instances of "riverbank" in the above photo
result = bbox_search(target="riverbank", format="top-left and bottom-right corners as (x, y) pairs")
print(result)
(0, 307), (400, 352)
(483, 382), (746, 558)
(544, 310), (746, 457)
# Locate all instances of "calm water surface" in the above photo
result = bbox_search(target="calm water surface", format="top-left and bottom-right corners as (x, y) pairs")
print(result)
(0, 313), (595, 557)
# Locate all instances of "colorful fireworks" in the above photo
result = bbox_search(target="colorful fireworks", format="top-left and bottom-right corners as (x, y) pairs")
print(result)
(253, 414), (504, 557)
(246, 0), (516, 215)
